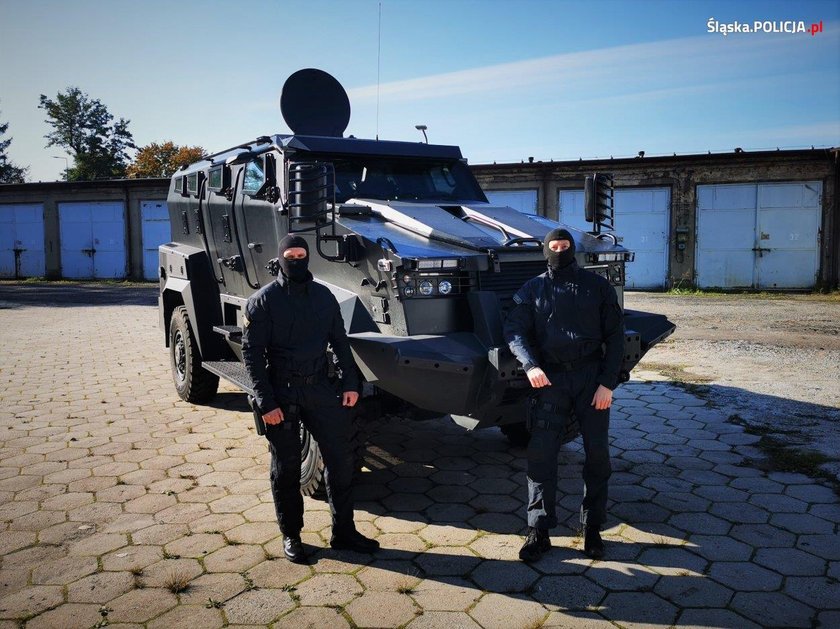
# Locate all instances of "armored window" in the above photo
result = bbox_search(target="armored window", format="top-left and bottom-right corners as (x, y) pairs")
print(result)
(242, 159), (265, 195)
(208, 166), (223, 191)
(187, 172), (198, 195)
(174, 176), (184, 195)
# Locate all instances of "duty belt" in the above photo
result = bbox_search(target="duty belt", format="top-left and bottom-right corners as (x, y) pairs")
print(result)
(543, 350), (602, 372)
(274, 370), (325, 388)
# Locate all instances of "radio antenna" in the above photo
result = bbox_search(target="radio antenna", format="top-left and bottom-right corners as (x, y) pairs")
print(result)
(376, 1), (381, 140)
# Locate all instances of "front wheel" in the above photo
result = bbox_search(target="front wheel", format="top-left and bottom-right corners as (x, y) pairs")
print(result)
(169, 306), (219, 403)
(299, 410), (367, 498)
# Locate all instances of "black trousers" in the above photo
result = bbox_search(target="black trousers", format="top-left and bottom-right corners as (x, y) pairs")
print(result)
(264, 380), (355, 537)
(526, 363), (611, 530)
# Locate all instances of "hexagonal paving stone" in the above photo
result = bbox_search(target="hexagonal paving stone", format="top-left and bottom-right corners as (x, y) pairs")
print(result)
(374, 515), (427, 534)
(469, 534), (523, 561)
(273, 606), (351, 628)
(419, 524), (478, 547)
(783, 576), (840, 609)
(797, 534), (840, 560)
(654, 575), (733, 607)
(637, 547), (708, 576)
(754, 547), (826, 576)
(0, 585), (63, 620)
(685, 535), (753, 562)
(599, 591), (678, 627)
(409, 577), (480, 612)
(414, 546), (481, 577)
(669, 512), (731, 535)
(102, 588), (178, 624)
(770, 513), (834, 535)
(784, 483), (836, 503)
(221, 589), (295, 625)
(407, 610), (481, 628)
(66, 571), (134, 604)
(469, 592), (546, 629)
(730, 523), (796, 548)
(24, 603), (103, 629)
(139, 558), (203, 588)
(346, 591), (418, 628)
(531, 575), (605, 610)
(355, 561), (419, 591)
(708, 562), (783, 592)
(471, 561), (538, 593)
(178, 572), (247, 606)
(295, 573), (363, 606)
(146, 605), (225, 629)
(165, 533), (226, 558)
(102, 545), (163, 572)
(677, 608), (762, 629)
(131, 524), (189, 546)
(730, 591), (816, 628)
(202, 544), (266, 573)
(68, 532), (128, 557)
(586, 560), (660, 592)
(246, 558), (311, 589)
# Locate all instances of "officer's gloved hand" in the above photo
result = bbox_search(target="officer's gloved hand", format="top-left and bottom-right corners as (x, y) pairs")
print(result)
(526, 368), (552, 389)
(263, 407), (285, 425)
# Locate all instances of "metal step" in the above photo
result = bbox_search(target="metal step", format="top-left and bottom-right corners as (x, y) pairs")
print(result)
(213, 325), (243, 344)
(202, 360), (255, 395)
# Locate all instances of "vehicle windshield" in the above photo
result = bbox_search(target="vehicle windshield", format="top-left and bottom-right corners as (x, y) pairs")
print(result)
(297, 155), (488, 203)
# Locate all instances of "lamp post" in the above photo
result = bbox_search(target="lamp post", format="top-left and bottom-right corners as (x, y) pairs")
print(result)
(51, 155), (69, 180)
(414, 124), (428, 144)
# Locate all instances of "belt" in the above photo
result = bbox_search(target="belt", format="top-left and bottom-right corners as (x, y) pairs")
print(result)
(530, 399), (571, 415)
(543, 350), (602, 372)
(273, 370), (325, 388)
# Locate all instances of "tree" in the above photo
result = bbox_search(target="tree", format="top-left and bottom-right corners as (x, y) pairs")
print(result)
(126, 141), (205, 178)
(0, 110), (28, 183)
(38, 87), (136, 181)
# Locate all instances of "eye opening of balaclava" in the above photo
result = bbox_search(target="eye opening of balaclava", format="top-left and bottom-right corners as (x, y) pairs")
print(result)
(278, 234), (310, 283)
(543, 228), (576, 270)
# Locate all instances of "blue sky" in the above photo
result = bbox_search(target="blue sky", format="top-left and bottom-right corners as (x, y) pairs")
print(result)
(1, 0), (838, 181)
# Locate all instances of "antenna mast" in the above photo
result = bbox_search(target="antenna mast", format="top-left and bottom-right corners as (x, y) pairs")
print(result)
(376, 2), (381, 140)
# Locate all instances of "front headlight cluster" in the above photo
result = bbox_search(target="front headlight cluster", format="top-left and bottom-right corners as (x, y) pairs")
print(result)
(400, 273), (457, 298)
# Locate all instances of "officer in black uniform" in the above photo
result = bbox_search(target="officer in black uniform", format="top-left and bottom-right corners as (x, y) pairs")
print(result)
(242, 234), (379, 563)
(504, 228), (624, 561)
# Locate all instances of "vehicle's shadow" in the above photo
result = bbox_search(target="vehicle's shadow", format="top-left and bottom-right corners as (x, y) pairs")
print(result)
(201, 385), (826, 625)
(0, 282), (158, 308)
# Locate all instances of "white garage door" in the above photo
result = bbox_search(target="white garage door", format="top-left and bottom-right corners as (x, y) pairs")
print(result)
(141, 200), (170, 280)
(485, 189), (538, 214)
(696, 182), (821, 289)
(0, 204), (45, 279)
(559, 187), (670, 289)
(59, 201), (126, 279)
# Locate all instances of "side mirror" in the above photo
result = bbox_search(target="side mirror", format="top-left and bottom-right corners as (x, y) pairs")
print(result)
(287, 162), (335, 228)
(584, 176), (596, 223)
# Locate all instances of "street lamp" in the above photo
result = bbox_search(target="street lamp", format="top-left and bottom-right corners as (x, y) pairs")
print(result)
(414, 124), (428, 144)
(51, 155), (69, 180)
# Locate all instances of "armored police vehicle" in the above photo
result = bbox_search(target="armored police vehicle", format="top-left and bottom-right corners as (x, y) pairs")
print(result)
(159, 69), (674, 493)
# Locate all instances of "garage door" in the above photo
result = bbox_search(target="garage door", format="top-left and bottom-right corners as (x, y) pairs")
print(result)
(58, 202), (126, 279)
(558, 187), (670, 289)
(0, 204), (45, 279)
(141, 201), (170, 280)
(696, 182), (821, 289)
(485, 189), (538, 214)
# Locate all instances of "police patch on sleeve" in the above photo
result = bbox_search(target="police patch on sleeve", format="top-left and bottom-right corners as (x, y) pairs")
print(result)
(243, 314), (250, 328)
(513, 293), (524, 305)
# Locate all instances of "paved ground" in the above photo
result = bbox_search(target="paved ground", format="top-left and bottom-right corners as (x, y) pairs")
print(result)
(0, 284), (838, 628)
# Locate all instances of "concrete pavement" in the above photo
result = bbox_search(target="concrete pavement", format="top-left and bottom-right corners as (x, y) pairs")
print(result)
(0, 285), (837, 628)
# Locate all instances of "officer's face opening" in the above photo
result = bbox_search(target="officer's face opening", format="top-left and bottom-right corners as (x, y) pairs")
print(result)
(283, 247), (308, 260)
(548, 239), (571, 252)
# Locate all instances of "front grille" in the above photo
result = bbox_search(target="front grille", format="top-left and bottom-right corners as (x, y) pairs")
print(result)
(478, 260), (547, 311)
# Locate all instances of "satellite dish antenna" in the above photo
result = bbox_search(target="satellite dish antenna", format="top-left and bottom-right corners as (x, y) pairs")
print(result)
(280, 68), (351, 137)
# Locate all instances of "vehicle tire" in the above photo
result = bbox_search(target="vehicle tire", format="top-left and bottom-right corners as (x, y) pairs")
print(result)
(299, 410), (367, 498)
(169, 305), (219, 403)
(501, 421), (531, 447)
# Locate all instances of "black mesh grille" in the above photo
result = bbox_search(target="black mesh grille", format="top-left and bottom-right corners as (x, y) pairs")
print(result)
(478, 260), (547, 311)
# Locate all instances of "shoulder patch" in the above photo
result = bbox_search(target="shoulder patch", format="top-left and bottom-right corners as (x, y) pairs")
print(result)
(512, 293), (524, 305)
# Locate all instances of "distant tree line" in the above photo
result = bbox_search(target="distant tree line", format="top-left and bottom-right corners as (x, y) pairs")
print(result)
(0, 88), (204, 183)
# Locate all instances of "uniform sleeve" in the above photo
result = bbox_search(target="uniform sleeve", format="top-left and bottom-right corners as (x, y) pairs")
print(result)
(597, 283), (625, 390)
(241, 295), (278, 414)
(503, 283), (541, 373)
(329, 297), (360, 392)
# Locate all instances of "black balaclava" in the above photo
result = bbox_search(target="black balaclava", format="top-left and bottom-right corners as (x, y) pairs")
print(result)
(278, 234), (310, 283)
(543, 228), (576, 270)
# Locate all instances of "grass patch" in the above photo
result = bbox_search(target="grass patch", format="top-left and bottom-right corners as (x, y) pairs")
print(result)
(637, 362), (714, 388)
(164, 570), (191, 594)
(396, 579), (417, 595)
(205, 597), (224, 609)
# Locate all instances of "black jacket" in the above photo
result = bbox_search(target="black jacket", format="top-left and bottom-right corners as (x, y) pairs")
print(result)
(503, 261), (624, 390)
(241, 273), (359, 413)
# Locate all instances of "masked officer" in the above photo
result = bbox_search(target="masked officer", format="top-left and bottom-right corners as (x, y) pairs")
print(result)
(504, 228), (624, 561)
(242, 234), (379, 563)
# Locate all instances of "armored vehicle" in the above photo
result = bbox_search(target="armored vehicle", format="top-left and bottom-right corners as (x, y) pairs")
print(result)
(159, 69), (674, 493)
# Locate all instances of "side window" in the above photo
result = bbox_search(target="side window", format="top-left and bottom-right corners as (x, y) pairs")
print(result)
(430, 165), (457, 196)
(242, 159), (265, 195)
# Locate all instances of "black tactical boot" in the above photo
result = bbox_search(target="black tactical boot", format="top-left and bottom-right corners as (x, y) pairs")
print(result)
(330, 529), (380, 553)
(283, 535), (307, 563)
(583, 527), (605, 559)
(519, 527), (551, 562)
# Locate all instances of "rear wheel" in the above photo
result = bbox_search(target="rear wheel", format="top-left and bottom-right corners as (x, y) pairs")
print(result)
(169, 306), (219, 403)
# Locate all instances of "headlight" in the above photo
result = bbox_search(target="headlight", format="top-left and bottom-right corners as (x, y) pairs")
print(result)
(403, 284), (415, 297)
(438, 280), (453, 295)
(418, 280), (434, 296)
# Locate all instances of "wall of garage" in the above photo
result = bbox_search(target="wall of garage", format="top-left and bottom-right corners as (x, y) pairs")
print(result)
(472, 148), (839, 290)
(1, 149), (837, 288)
(0, 179), (168, 281)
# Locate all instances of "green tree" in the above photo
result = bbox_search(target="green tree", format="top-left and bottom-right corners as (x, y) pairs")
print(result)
(126, 141), (205, 178)
(38, 87), (136, 181)
(0, 109), (28, 183)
